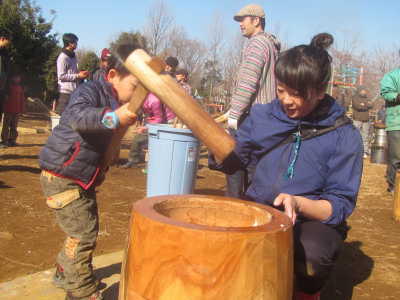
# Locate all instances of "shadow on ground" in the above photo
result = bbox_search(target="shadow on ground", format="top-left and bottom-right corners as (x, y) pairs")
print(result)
(322, 241), (374, 299)
(11, 143), (45, 148)
(0, 154), (38, 160)
(0, 180), (13, 188)
(20, 112), (50, 121)
(0, 165), (41, 174)
(95, 262), (121, 300)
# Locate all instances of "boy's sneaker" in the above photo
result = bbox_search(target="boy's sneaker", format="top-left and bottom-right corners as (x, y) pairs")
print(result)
(53, 264), (66, 289)
(294, 291), (320, 300)
(0, 142), (8, 149)
(120, 160), (137, 169)
(7, 141), (18, 147)
(65, 291), (103, 300)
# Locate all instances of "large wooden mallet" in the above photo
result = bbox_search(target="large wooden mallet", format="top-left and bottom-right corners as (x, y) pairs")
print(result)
(123, 49), (235, 162)
(100, 54), (166, 170)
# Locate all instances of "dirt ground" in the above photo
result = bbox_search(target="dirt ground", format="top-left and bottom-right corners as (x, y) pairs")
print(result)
(0, 112), (399, 300)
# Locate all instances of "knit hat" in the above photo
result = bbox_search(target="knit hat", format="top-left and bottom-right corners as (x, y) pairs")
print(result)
(165, 56), (179, 69)
(234, 4), (265, 21)
(101, 48), (111, 61)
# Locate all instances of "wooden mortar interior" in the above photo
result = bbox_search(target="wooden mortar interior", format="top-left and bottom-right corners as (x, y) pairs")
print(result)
(153, 197), (272, 228)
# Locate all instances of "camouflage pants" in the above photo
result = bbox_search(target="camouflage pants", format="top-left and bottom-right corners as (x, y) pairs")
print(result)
(40, 171), (99, 298)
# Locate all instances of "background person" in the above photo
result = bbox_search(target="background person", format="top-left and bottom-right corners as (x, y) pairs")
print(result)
(175, 68), (192, 96)
(0, 72), (25, 148)
(210, 34), (363, 300)
(92, 48), (111, 81)
(121, 55), (179, 168)
(380, 60), (400, 193)
(352, 87), (373, 158)
(121, 92), (167, 169)
(164, 56), (178, 76)
(226, 4), (280, 198)
(0, 30), (11, 124)
(56, 33), (89, 115)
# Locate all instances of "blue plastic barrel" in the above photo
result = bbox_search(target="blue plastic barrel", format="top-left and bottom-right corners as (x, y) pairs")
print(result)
(146, 124), (200, 197)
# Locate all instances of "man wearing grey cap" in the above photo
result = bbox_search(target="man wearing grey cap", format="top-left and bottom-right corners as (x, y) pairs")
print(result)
(226, 4), (280, 198)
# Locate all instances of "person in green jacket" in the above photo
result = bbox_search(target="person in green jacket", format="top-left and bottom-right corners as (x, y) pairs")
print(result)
(380, 65), (400, 192)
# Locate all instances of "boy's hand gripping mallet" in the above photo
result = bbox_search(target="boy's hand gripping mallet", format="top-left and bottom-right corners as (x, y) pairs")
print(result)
(101, 54), (166, 171)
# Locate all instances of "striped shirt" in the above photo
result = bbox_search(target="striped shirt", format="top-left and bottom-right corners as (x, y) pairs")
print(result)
(229, 32), (280, 121)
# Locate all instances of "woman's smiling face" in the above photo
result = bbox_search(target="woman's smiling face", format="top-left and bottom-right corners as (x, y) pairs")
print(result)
(277, 82), (325, 119)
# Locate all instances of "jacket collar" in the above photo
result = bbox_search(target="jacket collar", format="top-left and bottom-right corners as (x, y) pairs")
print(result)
(271, 94), (345, 128)
(62, 48), (75, 58)
(99, 77), (120, 110)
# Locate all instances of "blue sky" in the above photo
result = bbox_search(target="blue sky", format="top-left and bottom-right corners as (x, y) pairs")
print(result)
(36, 0), (400, 55)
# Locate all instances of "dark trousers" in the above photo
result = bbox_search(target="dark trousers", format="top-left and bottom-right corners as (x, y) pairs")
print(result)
(386, 130), (400, 189)
(0, 93), (5, 124)
(225, 128), (245, 198)
(225, 127), (255, 198)
(1, 112), (19, 143)
(55, 93), (71, 115)
(294, 221), (345, 294)
(128, 133), (148, 164)
(40, 171), (99, 298)
(226, 169), (246, 198)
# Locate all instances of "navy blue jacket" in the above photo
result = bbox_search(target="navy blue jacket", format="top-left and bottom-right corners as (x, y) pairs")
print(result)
(39, 79), (119, 188)
(215, 95), (363, 225)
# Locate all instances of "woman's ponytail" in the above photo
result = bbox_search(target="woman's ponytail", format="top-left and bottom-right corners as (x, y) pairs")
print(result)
(310, 33), (334, 50)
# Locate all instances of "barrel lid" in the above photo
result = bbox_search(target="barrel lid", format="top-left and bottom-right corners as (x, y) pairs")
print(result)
(147, 123), (193, 134)
(373, 122), (386, 129)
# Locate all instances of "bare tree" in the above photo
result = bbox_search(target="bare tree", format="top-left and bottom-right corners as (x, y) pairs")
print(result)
(204, 13), (226, 98)
(220, 32), (244, 102)
(207, 14), (225, 65)
(327, 32), (400, 104)
(331, 31), (363, 68)
(164, 25), (207, 79)
(269, 21), (289, 51)
(364, 46), (400, 100)
(371, 46), (400, 75)
(142, 0), (174, 55)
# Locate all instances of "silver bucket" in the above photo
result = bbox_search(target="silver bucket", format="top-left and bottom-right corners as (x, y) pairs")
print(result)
(370, 146), (387, 164)
(372, 128), (387, 148)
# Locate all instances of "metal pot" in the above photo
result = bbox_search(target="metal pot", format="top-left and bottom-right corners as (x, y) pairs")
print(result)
(370, 146), (387, 164)
(371, 127), (387, 148)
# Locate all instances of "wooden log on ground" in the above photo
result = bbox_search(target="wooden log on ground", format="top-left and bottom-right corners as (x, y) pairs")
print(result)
(394, 171), (400, 222)
(119, 194), (293, 300)
(124, 49), (235, 163)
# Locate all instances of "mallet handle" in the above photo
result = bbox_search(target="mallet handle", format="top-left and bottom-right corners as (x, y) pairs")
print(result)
(124, 49), (235, 162)
(100, 54), (165, 170)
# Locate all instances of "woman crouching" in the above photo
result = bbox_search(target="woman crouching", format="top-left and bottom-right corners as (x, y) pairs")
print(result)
(210, 33), (363, 299)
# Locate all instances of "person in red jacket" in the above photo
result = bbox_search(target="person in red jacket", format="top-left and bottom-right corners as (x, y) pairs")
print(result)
(0, 73), (25, 148)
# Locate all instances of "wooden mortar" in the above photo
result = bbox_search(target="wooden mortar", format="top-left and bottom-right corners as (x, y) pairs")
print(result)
(119, 195), (293, 300)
